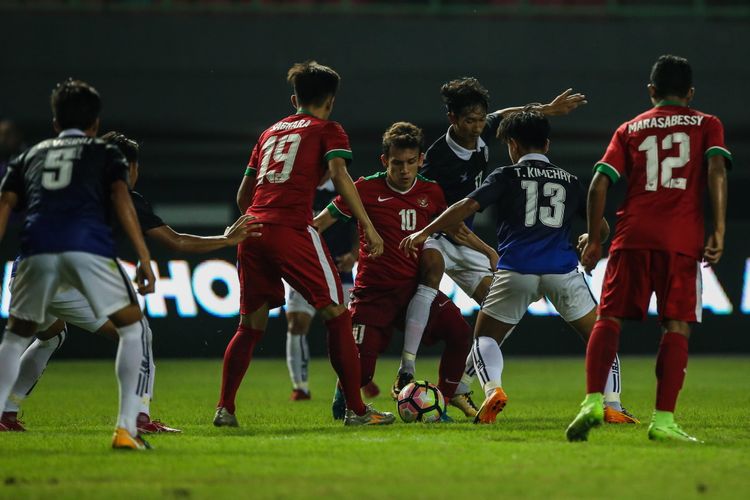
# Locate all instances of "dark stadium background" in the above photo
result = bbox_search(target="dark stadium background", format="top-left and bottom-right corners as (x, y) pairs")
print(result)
(1, 0), (748, 359)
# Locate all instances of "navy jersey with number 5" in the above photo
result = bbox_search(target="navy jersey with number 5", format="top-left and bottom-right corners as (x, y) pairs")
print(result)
(468, 153), (585, 274)
(0, 130), (129, 258)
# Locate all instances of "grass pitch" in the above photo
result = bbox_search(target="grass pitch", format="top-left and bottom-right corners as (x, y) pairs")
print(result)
(2, 356), (749, 499)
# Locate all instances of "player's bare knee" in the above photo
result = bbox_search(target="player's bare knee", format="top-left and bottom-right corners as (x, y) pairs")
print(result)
(240, 304), (270, 330)
(419, 249), (445, 289)
(471, 276), (492, 304)
(36, 319), (66, 341)
(96, 321), (120, 342)
(319, 303), (346, 321)
(662, 320), (690, 338)
(7, 316), (38, 337)
(287, 312), (312, 335)
(108, 304), (143, 327)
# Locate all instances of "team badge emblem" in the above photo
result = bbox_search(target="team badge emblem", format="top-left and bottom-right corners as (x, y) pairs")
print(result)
(417, 197), (428, 208)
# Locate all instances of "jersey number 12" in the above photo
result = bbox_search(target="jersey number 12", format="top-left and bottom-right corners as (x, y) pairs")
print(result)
(638, 133), (690, 191)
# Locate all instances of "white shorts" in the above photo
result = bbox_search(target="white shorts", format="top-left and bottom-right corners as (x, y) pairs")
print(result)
(424, 235), (493, 297)
(482, 269), (596, 325)
(285, 282), (353, 316)
(10, 252), (136, 325)
(35, 286), (110, 333)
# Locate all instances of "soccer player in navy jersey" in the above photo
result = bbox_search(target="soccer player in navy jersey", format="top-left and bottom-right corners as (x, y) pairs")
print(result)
(1, 131), (260, 434)
(394, 77), (588, 414)
(0, 79), (156, 449)
(401, 110), (635, 424)
(215, 61), (393, 427)
(567, 55), (730, 443)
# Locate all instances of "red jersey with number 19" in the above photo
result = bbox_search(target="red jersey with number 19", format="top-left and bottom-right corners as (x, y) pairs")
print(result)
(596, 103), (732, 259)
(245, 112), (352, 228)
(328, 172), (447, 289)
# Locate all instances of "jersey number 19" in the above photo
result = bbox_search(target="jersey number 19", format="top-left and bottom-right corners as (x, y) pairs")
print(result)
(257, 133), (301, 184)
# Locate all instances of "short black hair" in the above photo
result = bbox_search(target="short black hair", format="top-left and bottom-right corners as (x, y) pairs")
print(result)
(101, 131), (139, 163)
(497, 109), (550, 150)
(382, 122), (424, 157)
(50, 78), (102, 130)
(287, 61), (340, 107)
(650, 55), (693, 99)
(440, 77), (490, 116)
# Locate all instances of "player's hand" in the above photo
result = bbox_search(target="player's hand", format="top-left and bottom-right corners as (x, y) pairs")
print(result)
(224, 214), (262, 244)
(703, 231), (724, 266)
(399, 231), (429, 259)
(136, 260), (156, 295)
(580, 240), (602, 274)
(542, 88), (587, 116)
(577, 233), (589, 254)
(362, 225), (384, 258)
(488, 248), (499, 272)
(336, 251), (358, 273)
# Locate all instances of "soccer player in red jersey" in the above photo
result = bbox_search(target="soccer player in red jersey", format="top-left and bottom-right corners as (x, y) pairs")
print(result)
(214, 61), (394, 427)
(567, 55), (731, 443)
(315, 122), (496, 421)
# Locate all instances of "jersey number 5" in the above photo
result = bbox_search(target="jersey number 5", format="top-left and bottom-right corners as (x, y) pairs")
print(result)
(257, 133), (302, 184)
(638, 133), (690, 191)
(42, 147), (79, 190)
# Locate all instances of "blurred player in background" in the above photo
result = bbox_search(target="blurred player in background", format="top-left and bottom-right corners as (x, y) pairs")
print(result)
(315, 122), (496, 420)
(1, 131), (259, 434)
(393, 77), (588, 414)
(567, 55), (731, 443)
(215, 61), (394, 427)
(401, 110), (635, 424)
(284, 179), (380, 401)
(0, 79), (155, 449)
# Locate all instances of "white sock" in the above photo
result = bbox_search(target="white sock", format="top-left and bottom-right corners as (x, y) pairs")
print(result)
(472, 336), (504, 398)
(286, 333), (309, 393)
(4, 328), (67, 413)
(138, 321), (156, 417)
(400, 285), (438, 374)
(0, 330), (34, 414)
(115, 320), (149, 436)
(604, 354), (622, 410)
(455, 352), (476, 395)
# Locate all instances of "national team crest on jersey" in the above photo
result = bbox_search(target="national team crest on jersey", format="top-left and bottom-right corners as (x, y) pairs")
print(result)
(417, 197), (429, 208)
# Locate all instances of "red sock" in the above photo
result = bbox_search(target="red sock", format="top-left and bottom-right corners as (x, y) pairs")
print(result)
(436, 310), (472, 400)
(325, 310), (367, 415)
(218, 325), (263, 414)
(655, 332), (689, 412)
(586, 319), (621, 394)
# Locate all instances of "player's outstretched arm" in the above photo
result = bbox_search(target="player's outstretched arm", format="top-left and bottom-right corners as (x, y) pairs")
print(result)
(399, 198), (480, 258)
(145, 214), (262, 254)
(446, 223), (499, 271)
(704, 155), (728, 265)
(0, 191), (18, 242)
(576, 218), (610, 256)
(581, 172), (610, 273)
(493, 89), (587, 118)
(111, 180), (155, 295)
(328, 158), (383, 257)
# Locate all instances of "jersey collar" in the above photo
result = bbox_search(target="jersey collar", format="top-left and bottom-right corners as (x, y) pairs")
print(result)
(385, 176), (416, 194)
(445, 126), (486, 161)
(518, 153), (550, 163)
(655, 100), (688, 107)
(58, 128), (86, 137)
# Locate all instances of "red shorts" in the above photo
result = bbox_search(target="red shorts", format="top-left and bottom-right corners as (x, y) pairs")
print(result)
(237, 224), (343, 314)
(350, 285), (461, 354)
(599, 249), (702, 322)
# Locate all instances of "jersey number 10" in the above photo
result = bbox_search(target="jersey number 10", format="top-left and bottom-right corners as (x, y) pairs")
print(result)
(257, 133), (302, 184)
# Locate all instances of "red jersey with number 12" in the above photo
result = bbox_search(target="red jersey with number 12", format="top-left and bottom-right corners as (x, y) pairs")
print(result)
(246, 112), (352, 228)
(596, 104), (732, 259)
(328, 172), (447, 289)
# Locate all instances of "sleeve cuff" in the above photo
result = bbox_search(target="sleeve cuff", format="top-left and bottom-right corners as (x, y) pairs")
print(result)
(324, 149), (353, 162)
(594, 162), (621, 184)
(705, 147), (733, 168)
(244, 167), (256, 177)
(327, 202), (351, 221)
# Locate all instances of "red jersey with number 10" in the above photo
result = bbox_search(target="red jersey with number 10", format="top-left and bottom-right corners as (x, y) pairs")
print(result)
(328, 172), (447, 289)
(245, 112), (352, 228)
(596, 104), (732, 259)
